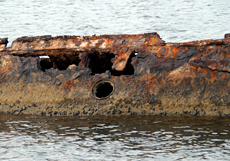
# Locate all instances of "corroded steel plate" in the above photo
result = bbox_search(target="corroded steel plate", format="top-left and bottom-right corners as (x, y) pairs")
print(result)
(0, 32), (230, 116)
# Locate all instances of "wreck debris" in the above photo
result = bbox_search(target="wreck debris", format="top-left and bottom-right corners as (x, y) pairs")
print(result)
(0, 32), (230, 116)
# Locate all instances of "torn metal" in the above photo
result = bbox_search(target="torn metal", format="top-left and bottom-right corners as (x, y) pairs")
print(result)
(0, 32), (230, 116)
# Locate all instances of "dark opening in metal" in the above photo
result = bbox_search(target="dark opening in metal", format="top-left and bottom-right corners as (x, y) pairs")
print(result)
(39, 56), (53, 71)
(91, 79), (115, 99)
(38, 54), (81, 71)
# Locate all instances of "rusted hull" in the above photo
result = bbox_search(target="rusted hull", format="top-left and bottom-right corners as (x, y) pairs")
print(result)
(0, 33), (230, 116)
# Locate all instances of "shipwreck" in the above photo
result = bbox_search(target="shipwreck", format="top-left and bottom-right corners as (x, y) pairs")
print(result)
(0, 32), (230, 116)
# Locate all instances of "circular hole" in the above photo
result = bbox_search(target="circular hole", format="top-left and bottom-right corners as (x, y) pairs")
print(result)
(91, 79), (115, 99)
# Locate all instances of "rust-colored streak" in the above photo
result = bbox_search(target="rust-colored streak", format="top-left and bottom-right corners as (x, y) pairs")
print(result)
(106, 38), (110, 47)
(203, 68), (208, 76)
(210, 71), (217, 82)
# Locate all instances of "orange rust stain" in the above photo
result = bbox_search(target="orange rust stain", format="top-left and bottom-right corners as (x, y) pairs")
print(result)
(205, 46), (210, 54)
(170, 47), (179, 58)
(89, 78), (93, 84)
(128, 77), (133, 81)
(133, 35), (139, 41)
(113, 51), (131, 71)
(116, 52), (126, 61)
(30, 73), (36, 76)
(210, 71), (216, 82)
(222, 73), (226, 79)
(151, 37), (157, 44)
(32, 42), (38, 47)
(203, 68), (208, 76)
(14, 74), (20, 78)
(64, 80), (73, 88)
(172, 47), (179, 53)
(199, 78), (205, 84)
(131, 36), (135, 42)
(147, 69), (151, 74)
(148, 77), (155, 85)
(106, 38), (110, 47)
(191, 65), (199, 72)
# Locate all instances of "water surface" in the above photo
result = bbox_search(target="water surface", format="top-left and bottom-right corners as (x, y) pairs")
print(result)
(0, 0), (230, 44)
(0, 0), (230, 160)
(1, 114), (230, 160)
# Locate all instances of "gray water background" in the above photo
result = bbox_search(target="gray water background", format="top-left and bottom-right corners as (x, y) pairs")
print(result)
(1, 0), (230, 44)
(1, 114), (230, 161)
(0, 0), (230, 160)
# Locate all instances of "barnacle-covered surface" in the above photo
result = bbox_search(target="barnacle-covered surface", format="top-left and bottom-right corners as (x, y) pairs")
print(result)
(0, 32), (230, 116)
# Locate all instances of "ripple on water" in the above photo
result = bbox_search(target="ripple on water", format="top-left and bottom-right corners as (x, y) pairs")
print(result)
(0, 0), (230, 44)
(0, 114), (230, 160)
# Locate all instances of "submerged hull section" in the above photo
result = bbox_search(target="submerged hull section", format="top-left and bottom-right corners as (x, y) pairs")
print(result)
(0, 33), (230, 116)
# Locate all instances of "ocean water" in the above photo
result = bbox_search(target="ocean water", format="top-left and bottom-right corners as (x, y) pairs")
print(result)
(0, 0), (230, 44)
(0, 0), (230, 160)
(1, 114), (230, 160)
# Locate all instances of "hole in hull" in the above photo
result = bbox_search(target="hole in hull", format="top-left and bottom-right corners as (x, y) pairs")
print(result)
(39, 54), (81, 71)
(39, 56), (53, 71)
(87, 51), (136, 76)
(87, 52), (115, 75)
(91, 79), (115, 99)
(38, 51), (136, 75)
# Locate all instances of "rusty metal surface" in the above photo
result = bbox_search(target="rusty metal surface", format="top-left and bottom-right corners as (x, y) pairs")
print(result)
(0, 32), (230, 116)
(0, 38), (8, 51)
